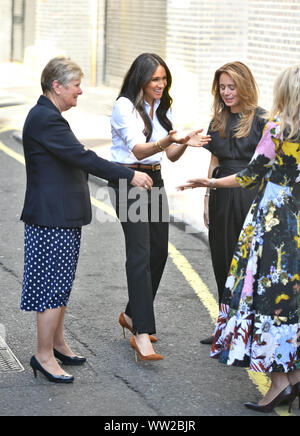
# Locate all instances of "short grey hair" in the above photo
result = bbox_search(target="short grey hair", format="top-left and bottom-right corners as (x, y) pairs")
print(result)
(41, 56), (84, 93)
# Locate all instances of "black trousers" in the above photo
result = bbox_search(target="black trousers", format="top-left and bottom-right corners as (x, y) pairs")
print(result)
(108, 170), (169, 335)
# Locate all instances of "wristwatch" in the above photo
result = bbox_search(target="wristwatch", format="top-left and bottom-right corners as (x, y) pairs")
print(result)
(209, 178), (215, 189)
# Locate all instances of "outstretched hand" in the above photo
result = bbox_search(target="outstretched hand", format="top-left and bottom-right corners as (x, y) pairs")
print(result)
(169, 129), (191, 144)
(186, 129), (211, 147)
(176, 178), (210, 191)
(169, 129), (211, 147)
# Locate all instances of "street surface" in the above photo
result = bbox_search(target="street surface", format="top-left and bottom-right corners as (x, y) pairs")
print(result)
(0, 64), (298, 417)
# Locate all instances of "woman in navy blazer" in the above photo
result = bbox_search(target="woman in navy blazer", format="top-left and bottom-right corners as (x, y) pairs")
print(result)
(20, 56), (153, 383)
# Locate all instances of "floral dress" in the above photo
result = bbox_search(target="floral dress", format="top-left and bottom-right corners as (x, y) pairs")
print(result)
(210, 119), (300, 373)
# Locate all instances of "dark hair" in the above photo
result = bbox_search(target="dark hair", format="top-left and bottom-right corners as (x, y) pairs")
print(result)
(118, 53), (173, 141)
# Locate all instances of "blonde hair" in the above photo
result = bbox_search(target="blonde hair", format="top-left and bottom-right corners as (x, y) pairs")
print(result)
(269, 64), (300, 141)
(210, 62), (259, 138)
(41, 56), (84, 93)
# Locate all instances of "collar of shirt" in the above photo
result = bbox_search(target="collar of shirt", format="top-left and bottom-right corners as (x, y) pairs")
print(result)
(144, 98), (160, 114)
(110, 97), (170, 165)
(144, 98), (169, 144)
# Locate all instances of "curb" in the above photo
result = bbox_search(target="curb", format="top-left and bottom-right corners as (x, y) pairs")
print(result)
(12, 131), (22, 144)
(0, 101), (24, 108)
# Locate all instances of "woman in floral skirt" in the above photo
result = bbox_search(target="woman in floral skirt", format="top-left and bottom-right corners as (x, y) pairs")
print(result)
(178, 64), (300, 413)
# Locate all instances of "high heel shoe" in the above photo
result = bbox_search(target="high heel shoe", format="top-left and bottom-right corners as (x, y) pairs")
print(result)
(244, 384), (296, 414)
(53, 348), (86, 366)
(119, 313), (158, 343)
(292, 382), (300, 410)
(129, 335), (164, 362)
(30, 356), (74, 384)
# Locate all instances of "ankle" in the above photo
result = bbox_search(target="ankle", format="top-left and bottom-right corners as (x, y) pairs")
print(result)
(35, 350), (55, 365)
(134, 334), (154, 352)
(124, 313), (132, 327)
(53, 336), (67, 348)
(135, 333), (150, 341)
(288, 371), (300, 386)
(270, 375), (290, 392)
(53, 342), (75, 357)
(53, 342), (66, 351)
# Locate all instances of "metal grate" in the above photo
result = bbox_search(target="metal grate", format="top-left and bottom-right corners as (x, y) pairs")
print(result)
(0, 335), (24, 373)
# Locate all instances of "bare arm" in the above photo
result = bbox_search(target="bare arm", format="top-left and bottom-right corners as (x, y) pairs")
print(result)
(213, 174), (240, 188)
(132, 132), (175, 161)
(177, 173), (240, 190)
(165, 143), (188, 162)
(132, 129), (210, 161)
(206, 154), (219, 189)
(165, 130), (211, 162)
(203, 154), (219, 228)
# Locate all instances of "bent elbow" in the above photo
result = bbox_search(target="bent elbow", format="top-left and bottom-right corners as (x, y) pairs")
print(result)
(132, 146), (145, 161)
(132, 150), (145, 161)
(167, 152), (180, 162)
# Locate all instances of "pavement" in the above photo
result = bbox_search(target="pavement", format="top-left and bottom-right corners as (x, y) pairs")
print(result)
(0, 128), (228, 418)
(0, 62), (297, 419)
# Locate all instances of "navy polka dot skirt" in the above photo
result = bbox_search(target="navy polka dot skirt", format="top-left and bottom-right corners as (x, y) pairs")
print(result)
(21, 224), (82, 312)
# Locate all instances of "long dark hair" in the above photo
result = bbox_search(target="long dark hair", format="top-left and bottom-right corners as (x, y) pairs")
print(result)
(118, 53), (173, 141)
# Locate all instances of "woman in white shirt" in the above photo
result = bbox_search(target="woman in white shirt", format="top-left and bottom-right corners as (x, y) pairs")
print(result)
(109, 53), (210, 361)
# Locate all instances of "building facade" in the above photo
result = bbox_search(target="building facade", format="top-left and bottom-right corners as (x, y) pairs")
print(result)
(2, 1), (300, 114)
(1, 0), (300, 230)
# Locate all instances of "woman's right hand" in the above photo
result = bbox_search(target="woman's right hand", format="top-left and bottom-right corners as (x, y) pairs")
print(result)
(177, 178), (210, 190)
(168, 129), (211, 147)
(130, 171), (153, 190)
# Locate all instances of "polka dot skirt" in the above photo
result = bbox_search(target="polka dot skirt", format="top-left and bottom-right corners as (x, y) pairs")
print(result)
(21, 224), (82, 312)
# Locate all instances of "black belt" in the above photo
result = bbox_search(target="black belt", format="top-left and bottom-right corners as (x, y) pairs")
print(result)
(219, 159), (249, 169)
(118, 163), (161, 172)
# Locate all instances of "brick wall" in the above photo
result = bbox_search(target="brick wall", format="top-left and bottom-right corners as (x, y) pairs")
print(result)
(35, 0), (94, 83)
(165, 0), (300, 127)
(162, 0), (300, 233)
(248, 0), (300, 110)
(166, 0), (249, 128)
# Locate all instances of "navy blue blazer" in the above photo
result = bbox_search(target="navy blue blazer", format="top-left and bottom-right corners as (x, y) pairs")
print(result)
(21, 95), (134, 227)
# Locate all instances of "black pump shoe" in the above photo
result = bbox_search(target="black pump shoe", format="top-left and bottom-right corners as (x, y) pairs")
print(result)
(54, 348), (86, 366)
(244, 384), (296, 414)
(200, 336), (214, 345)
(30, 356), (74, 384)
(292, 382), (300, 410)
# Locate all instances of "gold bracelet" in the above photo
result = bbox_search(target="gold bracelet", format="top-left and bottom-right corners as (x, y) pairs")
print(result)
(154, 139), (164, 152)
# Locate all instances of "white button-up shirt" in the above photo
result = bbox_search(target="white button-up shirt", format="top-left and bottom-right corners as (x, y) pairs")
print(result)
(110, 96), (172, 165)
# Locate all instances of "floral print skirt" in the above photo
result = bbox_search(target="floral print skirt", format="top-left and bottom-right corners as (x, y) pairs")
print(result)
(210, 181), (300, 373)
